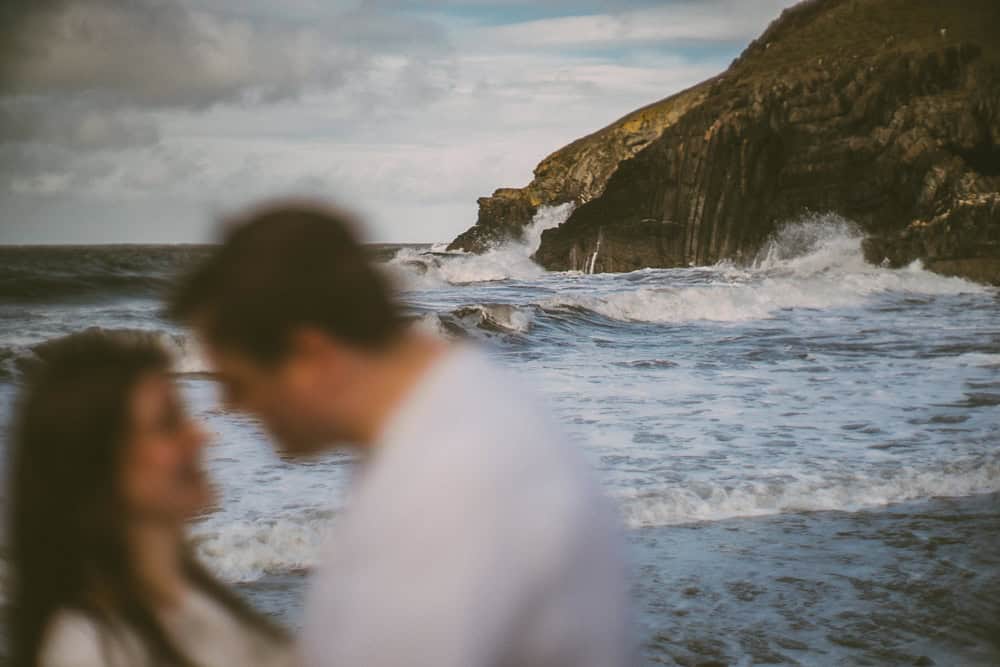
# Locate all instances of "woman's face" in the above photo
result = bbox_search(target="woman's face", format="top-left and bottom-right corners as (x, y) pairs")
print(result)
(121, 372), (214, 522)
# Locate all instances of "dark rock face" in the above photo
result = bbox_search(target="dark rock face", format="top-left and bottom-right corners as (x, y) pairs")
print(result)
(448, 188), (540, 252)
(447, 79), (711, 253)
(452, 0), (1000, 284)
(862, 193), (1000, 283)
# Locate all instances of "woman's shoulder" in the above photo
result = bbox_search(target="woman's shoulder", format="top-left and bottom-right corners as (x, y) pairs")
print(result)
(172, 589), (300, 667)
(40, 609), (147, 667)
(40, 610), (106, 666)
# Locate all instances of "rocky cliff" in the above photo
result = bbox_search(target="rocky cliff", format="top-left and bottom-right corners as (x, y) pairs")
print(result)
(451, 0), (1000, 285)
(447, 76), (712, 253)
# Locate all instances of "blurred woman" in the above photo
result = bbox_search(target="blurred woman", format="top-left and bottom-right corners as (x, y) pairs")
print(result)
(7, 330), (296, 666)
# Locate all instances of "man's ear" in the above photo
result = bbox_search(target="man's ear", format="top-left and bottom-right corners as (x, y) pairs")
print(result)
(281, 328), (337, 393)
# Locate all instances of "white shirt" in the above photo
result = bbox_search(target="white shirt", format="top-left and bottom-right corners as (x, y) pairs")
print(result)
(301, 345), (632, 667)
(40, 589), (297, 667)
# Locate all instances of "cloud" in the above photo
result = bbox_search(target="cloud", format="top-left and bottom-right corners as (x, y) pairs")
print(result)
(0, 100), (160, 149)
(470, 1), (799, 50)
(0, 1), (797, 243)
(0, 0), (453, 109)
(0, 0), (457, 216)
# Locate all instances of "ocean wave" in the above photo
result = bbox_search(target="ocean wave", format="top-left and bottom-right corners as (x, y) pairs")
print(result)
(192, 510), (334, 583)
(448, 304), (534, 334)
(181, 453), (1000, 582)
(539, 216), (989, 325)
(3, 327), (209, 379)
(616, 453), (1000, 528)
(0, 273), (171, 303)
(386, 203), (574, 288)
(0, 245), (211, 303)
(411, 303), (536, 341)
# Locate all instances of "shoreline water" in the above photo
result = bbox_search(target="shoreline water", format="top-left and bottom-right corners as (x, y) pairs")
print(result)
(1, 492), (996, 666)
(1, 218), (998, 665)
(232, 492), (1000, 666)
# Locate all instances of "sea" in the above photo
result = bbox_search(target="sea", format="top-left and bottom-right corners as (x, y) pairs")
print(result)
(1, 206), (998, 666)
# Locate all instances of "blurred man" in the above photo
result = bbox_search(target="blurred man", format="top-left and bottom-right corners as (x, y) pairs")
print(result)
(168, 202), (632, 667)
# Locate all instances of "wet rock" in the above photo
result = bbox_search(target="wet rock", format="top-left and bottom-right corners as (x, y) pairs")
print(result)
(447, 78), (711, 253)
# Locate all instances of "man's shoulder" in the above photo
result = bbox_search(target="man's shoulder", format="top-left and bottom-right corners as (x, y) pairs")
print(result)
(360, 343), (605, 527)
(381, 345), (558, 455)
(433, 346), (557, 434)
(399, 352), (599, 506)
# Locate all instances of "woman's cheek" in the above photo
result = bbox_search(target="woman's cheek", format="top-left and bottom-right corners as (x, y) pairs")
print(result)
(130, 439), (181, 493)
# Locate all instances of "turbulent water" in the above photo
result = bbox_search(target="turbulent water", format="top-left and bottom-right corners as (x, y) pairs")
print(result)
(1, 208), (998, 665)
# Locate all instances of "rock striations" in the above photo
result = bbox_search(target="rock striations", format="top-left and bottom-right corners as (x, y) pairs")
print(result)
(449, 0), (1000, 284)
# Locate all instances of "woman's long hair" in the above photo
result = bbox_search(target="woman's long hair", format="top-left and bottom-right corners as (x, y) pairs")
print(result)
(7, 330), (287, 666)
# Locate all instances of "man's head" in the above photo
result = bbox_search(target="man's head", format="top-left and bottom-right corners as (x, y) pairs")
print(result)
(168, 201), (408, 455)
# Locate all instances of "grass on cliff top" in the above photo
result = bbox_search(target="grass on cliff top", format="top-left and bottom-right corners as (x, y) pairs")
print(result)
(738, 0), (1000, 81)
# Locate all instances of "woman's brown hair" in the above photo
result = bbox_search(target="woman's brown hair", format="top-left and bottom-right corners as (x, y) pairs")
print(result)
(7, 330), (287, 666)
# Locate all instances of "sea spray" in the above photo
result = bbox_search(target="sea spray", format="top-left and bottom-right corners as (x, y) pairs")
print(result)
(586, 228), (603, 275)
(540, 215), (987, 324)
(192, 511), (334, 582)
(388, 203), (574, 287)
(751, 212), (866, 274)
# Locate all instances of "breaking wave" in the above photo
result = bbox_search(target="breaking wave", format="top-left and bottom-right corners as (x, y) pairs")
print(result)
(541, 215), (989, 324)
(192, 510), (334, 583)
(414, 303), (536, 339)
(388, 203), (574, 288)
(2, 327), (208, 380)
(402, 215), (992, 340)
(181, 452), (1000, 583)
(617, 452), (1000, 529)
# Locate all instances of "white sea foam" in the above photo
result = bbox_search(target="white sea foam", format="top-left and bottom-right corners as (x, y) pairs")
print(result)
(388, 203), (574, 288)
(163, 332), (210, 374)
(192, 511), (333, 582)
(616, 454), (1000, 529)
(186, 451), (1000, 583)
(11, 327), (211, 377)
(543, 215), (988, 324)
(411, 304), (535, 340)
(452, 303), (534, 334)
(411, 312), (451, 338)
(84, 327), (210, 375)
(127, 329), (209, 374)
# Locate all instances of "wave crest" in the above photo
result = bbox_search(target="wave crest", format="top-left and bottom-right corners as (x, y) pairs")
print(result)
(186, 453), (1000, 583)
(387, 203), (574, 288)
(541, 215), (989, 325)
(192, 511), (333, 582)
(3, 327), (209, 380)
(617, 453), (1000, 528)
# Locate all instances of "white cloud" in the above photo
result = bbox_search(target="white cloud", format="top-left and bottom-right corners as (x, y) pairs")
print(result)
(461, 1), (800, 49)
(0, 0), (798, 243)
(1, 0), (452, 108)
(0, 101), (160, 149)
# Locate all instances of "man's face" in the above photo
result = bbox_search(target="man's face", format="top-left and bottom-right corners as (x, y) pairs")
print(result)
(204, 339), (347, 457)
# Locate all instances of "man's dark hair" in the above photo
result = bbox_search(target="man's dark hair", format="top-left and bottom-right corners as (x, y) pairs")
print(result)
(168, 202), (405, 362)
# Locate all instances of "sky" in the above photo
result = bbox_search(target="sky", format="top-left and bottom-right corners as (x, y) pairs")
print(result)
(0, 0), (799, 244)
